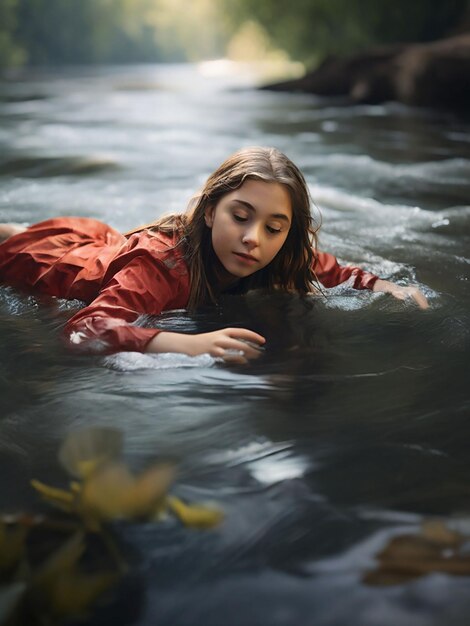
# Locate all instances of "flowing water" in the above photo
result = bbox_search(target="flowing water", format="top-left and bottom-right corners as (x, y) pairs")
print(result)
(0, 63), (469, 625)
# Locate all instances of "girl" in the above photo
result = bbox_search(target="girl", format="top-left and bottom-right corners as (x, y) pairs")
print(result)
(0, 147), (428, 363)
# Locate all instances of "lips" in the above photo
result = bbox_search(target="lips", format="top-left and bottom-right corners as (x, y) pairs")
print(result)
(233, 252), (258, 263)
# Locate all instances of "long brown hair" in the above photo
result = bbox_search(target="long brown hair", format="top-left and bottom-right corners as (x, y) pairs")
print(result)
(126, 147), (319, 308)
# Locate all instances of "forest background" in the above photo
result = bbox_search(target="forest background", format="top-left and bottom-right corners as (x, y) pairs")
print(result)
(1, 0), (469, 72)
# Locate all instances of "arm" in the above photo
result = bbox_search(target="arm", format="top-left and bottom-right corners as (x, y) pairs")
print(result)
(64, 253), (265, 359)
(314, 251), (429, 309)
(372, 278), (429, 309)
(64, 253), (184, 354)
(147, 328), (265, 364)
(313, 250), (378, 290)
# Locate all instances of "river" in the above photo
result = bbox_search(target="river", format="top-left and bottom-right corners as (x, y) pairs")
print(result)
(0, 62), (469, 625)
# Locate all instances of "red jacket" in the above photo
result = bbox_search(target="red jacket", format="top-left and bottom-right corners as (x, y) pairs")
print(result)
(0, 217), (378, 354)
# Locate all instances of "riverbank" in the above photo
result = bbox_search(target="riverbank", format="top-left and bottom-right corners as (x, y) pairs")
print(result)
(262, 33), (470, 112)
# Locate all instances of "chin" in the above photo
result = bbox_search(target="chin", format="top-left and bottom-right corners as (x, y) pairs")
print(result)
(229, 266), (259, 279)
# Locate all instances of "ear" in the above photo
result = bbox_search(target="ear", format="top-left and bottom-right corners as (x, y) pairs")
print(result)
(204, 205), (215, 228)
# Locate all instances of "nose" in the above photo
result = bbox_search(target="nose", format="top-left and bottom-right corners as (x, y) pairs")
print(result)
(242, 223), (260, 247)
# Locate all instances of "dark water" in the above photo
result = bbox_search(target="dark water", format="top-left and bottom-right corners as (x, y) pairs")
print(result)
(0, 64), (469, 625)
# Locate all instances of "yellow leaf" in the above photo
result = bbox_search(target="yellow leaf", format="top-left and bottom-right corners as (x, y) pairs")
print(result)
(30, 479), (75, 513)
(70, 481), (82, 494)
(80, 463), (135, 522)
(120, 463), (175, 518)
(80, 462), (175, 523)
(167, 496), (224, 529)
(421, 520), (463, 546)
(77, 459), (107, 480)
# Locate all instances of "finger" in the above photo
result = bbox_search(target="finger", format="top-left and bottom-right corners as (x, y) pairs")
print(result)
(391, 287), (429, 309)
(218, 338), (263, 360)
(237, 341), (264, 358)
(224, 328), (266, 346)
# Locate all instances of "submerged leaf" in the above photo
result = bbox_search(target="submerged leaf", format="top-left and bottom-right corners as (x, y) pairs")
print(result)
(167, 496), (224, 529)
(41, 569), (118, 619)
(34, 531), (86, 590)
(125, 463), (175, 516)
(31, 463), (176, 530)
(59, 427), (123, 479)
(30, 479), (75, 513)
(31, 427), (224, 533)
(33, 531), (118, 618)
(80, 462), (175, 528)
(364, 520), (470, 586)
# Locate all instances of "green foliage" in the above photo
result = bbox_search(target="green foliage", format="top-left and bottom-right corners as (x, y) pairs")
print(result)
(0, 0), (24, 67)
(0, 0), (468, 69)
(227, 0), (470, 62)
(12, 0), (165, 65)
(0, 0), (234, 69)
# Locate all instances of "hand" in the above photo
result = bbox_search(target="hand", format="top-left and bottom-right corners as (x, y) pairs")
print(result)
(147, 328), (266, 364)
(372, 279), (429, 309)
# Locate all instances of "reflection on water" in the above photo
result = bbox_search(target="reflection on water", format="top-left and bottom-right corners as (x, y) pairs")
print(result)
(0, 63), (469, 625)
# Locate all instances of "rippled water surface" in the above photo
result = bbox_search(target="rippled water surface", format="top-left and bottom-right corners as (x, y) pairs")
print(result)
(0, 64), (469, 625)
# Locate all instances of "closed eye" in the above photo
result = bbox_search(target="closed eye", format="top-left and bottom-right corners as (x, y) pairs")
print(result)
(233, 214), (248, 222)
(266, 225), (282, 234)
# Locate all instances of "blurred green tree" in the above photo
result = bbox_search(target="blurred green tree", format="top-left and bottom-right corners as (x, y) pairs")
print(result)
(0, 0), (25, 67)
(0, 0), (231, 68)
(0, 0), (468, 69)
(226, 0), (470, 63)
(12, 0), (167, 65)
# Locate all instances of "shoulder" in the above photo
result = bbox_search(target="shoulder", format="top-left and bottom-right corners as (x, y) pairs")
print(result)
(109, 229), (189, 277)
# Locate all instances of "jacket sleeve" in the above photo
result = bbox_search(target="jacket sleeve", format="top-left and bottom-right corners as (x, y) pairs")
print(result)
(313, 251), (379, 290)
(63, 252), (184, 354)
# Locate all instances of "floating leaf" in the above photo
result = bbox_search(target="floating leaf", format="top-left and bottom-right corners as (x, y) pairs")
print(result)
(30, 479), (75, 513)
(31, 427), (223, 533)
(58, 427), (123, 479)
(364, 520), (470, 586)
(80, 462), (175, 529)
(31, 463), (176, 530)
(167, 496), (224, 529)
(421, 519), (463, 546)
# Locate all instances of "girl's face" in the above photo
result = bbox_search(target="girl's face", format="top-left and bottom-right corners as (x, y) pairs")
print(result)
(204, 179), (292, 283)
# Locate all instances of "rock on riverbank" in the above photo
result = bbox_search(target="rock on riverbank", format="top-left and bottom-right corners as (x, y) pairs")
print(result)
(262, 33), (470, 111)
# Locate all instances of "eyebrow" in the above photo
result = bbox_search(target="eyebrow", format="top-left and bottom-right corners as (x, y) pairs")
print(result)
(232, 199), (291, 223)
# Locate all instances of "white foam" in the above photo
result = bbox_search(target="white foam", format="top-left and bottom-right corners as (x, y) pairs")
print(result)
(208, 439), (309, 485)
(310, 183), (419, 216)
(248, 452), (309, 484)
(103, 351), (216, 371)
(305, 153), (470, 184)
(209, 440), (293, 465)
